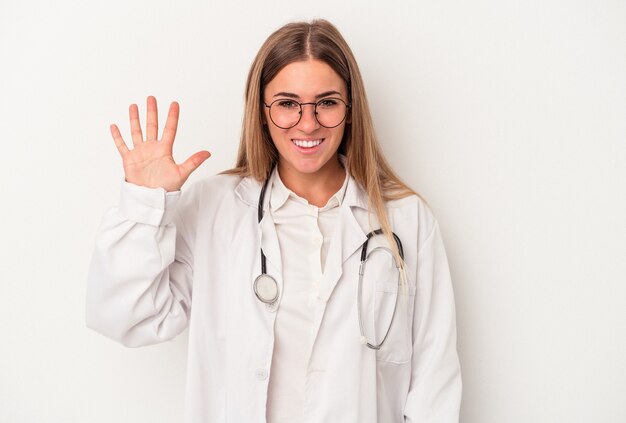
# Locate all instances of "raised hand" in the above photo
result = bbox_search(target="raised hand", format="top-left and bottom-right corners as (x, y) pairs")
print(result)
(110, 96), (211, 192)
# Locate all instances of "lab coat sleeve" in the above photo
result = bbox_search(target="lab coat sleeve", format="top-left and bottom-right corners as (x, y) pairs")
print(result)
(86, 181), (196, 347)
(404, 221), (462, 422)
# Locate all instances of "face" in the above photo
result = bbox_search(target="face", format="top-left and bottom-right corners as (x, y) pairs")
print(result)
(263, 59), (349, 183)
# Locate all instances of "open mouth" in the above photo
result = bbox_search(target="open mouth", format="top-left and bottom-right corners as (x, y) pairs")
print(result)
(292, 139), (324, 148)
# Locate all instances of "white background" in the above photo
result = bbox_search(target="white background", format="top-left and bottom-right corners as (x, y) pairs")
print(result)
(1, 0), (624, 422)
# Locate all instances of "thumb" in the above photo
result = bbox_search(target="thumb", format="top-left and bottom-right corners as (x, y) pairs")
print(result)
(179, 150), (211, 179)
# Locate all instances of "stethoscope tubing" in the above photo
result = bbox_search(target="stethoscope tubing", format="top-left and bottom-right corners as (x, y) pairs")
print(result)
(257, 173), (272, 277)
(253, 169), (405, 349)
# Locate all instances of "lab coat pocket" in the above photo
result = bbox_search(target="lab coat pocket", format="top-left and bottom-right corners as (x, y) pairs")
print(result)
(360, 245), (416, 364)
(374, 280), (416, 364)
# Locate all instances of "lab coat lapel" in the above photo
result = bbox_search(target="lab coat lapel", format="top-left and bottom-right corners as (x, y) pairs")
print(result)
(318, 205), (367, 302)
(259, 210), (282, 278)
(309, 177), (368, 358)
(318, 176), (369, 301)
(235, 176), (284, 301)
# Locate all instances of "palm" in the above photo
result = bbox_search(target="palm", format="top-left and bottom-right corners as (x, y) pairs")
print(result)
(122, 139), (183, 192)
(110, 96), (210, 192)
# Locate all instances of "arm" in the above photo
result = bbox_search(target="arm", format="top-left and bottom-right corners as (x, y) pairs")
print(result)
(404, 222), (462, 422)
(86, 182), (195, 347)
(86, 96), (209, 347)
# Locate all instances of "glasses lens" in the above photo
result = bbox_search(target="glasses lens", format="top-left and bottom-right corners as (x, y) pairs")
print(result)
(268, 98), (349, 129)
(269, 100), (301, 129)
(315, 98), (348, 128)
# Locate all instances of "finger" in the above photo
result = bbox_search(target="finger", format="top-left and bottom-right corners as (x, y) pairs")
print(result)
(146, 96), (158, 141)
(179, 150), (211, 179)
(161, 101), (180, 145)
(129, 103), (144, 146)
(110, 124), (129, 156)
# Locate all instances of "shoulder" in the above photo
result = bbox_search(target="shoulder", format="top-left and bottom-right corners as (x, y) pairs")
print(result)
(386, 194), (439, 247)
(387, 194), (436, 225)
(174, 173), (258, 232)
(181, 173), (252, 203)
(348, 176), (439, 241)
(185, 173), (243, 194)
(176, 173), (256, 216)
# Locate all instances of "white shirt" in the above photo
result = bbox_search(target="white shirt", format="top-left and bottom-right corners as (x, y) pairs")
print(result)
(266, 169), (348, 423)
(86, 172), (462, 423)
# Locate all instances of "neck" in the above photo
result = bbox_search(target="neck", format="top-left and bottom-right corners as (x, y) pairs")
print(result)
(277, 157), (345, 207)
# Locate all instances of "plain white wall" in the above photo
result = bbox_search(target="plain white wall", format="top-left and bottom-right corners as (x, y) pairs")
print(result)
(1, 0), (624, 422)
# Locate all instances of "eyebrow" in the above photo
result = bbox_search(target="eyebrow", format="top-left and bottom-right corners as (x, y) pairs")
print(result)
(272, 90), (343, 100)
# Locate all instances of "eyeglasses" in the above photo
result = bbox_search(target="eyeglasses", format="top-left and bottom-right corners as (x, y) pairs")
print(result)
(264, 98), (351, 129)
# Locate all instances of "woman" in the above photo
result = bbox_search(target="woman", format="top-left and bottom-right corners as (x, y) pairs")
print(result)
(87, 19), (461, 423)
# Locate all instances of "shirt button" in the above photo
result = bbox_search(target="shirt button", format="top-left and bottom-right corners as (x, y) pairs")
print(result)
(254, 368), (269, 380)
(314, 235), (323, 244)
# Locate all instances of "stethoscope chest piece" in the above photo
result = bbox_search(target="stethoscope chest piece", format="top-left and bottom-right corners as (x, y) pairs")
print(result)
(254, 274), (279, 304)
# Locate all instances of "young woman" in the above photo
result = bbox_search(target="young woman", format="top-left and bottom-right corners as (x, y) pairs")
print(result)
(87, 19), (461, 423)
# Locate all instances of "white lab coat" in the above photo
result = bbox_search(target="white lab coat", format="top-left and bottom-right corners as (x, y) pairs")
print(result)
(86, 173), (461, 423)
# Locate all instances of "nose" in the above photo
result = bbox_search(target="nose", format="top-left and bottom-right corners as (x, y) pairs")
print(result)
(296, 103), (320, 132)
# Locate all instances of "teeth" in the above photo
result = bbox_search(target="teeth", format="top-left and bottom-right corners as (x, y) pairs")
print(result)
(293, 139), (322, 148)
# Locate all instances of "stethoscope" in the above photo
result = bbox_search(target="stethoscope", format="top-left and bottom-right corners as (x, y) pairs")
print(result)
(252, 172), (405, 350)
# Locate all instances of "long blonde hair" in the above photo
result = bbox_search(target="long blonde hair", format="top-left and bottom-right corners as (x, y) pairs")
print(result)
(224, 19), (417, 271)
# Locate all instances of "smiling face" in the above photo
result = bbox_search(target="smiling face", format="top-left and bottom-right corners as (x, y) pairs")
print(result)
(263, 59), (349, 186)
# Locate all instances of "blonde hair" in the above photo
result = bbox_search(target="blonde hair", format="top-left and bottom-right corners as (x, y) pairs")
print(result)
(224, 19), (418, 273)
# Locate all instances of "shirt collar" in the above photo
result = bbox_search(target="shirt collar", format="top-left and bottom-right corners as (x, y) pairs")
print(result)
(268, 168), (291, 212)
(269, 162), (349, 213)
(233, 156), (368, 211)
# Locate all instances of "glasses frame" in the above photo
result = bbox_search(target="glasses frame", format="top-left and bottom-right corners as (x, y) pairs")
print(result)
(263, 97), (352, 129)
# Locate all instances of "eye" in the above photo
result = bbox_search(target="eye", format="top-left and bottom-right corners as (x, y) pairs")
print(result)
(275, 100), (299, 109)
(317, 98), (340, 108)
